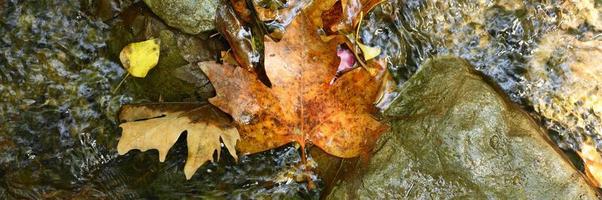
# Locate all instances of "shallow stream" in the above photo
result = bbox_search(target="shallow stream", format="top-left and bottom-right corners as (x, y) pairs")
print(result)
(0, 0), (600, 199)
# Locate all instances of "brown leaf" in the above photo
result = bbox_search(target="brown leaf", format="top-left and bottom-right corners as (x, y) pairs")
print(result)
(216, 4), (258, 70)
(229, 0), (253, 23)
(307, 0), (383, 34)
(216, 3), (272, 87)
(250, 0), (310, 40)
(117, 103), (239, 179)
(200, 13), (387, 158)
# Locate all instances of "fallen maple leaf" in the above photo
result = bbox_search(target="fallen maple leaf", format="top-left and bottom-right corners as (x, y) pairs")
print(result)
(117, 103), (239, 179)
(200, 12), (387, 158)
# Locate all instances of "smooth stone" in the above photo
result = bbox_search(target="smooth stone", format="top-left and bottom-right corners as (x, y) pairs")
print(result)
(143, 0), (218, 34)
(326, 57), (599, 199)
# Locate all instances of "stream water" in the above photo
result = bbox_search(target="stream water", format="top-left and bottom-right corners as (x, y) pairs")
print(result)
(0, 0), (600, 199)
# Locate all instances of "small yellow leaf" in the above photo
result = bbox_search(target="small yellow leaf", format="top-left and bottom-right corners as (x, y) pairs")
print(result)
(357, 42), (381, 61)
(117, 103), (239, 180)
(577, 142), (602, 187)
(119, 39), (160, 78)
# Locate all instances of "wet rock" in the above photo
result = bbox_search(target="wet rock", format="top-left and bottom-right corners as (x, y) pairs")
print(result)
(143, 0), (218, 34)
(527, 32), (602, 150)
(175, 34), (218, 64)
(326, 57), (598, 199)
(108, 4), (223, 101)
(173, 64), (215, 100)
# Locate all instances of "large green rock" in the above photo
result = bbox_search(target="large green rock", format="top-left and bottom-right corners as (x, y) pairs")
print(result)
(327, 57), (599, 199)
(143, 0), (218, 34)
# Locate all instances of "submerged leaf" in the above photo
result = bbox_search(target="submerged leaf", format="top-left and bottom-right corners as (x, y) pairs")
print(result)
(119, 39), (160, 78)
(200, 12), (387, 158)
(117, 103), (239, 179)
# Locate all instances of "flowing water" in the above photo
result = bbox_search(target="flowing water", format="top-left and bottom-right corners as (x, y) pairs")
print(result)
(0, 0), (600, 199)
(361, 0), (601, 151)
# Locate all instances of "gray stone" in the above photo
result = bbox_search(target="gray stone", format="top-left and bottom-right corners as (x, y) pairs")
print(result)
(143, 0), (218, 34)
(327, 57), (599, 199)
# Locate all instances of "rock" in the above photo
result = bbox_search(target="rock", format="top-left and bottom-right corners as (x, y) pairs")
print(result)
(527, 32), (602, 150)
(108, 4), (222, 101)
(326, 57), (599, 199)
(143, 0), (218, 34)
(173, 63), (215, 100)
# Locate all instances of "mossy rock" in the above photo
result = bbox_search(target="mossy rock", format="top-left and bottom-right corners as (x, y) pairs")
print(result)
(326, 57), (599, 199)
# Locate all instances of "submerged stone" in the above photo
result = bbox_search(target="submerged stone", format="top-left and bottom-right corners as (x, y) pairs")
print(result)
(327, 57), (599, 199)
(143, 0), (218, 34)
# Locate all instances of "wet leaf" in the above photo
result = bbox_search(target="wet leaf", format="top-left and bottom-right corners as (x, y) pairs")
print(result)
(250, 0), (310, 40)
(229, 0), (253, 23)
(307, 0), (383, 34)
(117, 103), (239, 179)
(200, 13), (387, 158)
(216, 3), (271, 86)
(357, 42), (381, 60)
(216, 4), (257, 70)
(577, 142), (602, 187)
(119, 39), (160, 78)
(354, 12), (381, 61)
(374, 69), (397, 111)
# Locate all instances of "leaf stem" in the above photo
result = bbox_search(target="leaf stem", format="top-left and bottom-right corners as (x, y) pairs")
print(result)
(112, 73), (130, 94)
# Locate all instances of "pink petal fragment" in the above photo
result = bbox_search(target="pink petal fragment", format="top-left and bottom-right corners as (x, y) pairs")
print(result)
(330, 45), (357, 85)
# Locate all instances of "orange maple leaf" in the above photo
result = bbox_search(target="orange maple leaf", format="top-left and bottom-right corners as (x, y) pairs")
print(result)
(200, 12), (387, 158)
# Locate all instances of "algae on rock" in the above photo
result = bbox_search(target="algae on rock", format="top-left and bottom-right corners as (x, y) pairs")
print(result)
(327, 57), (599, 199)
